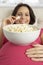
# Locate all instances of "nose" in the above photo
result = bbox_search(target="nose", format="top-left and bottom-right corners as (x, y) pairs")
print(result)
(21, 15), (26, 19)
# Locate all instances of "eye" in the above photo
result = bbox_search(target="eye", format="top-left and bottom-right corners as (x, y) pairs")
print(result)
(17, 14), (21, 16)
(25, 14), (30, 16)
(17, 13), (22, 16)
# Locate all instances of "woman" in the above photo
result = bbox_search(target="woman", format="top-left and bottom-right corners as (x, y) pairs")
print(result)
(0, 3), (43, 65)
(0, 3), (36, 47)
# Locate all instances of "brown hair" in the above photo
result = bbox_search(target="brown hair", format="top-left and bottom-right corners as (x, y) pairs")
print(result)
(12, 3), (36, 24)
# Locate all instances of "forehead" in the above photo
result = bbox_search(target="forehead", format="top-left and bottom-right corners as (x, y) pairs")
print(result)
(17, 6), (29, 13)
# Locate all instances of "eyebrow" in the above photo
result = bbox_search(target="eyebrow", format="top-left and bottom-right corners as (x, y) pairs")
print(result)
(18, 12), (22, 14)
(18, 12), (29, 14)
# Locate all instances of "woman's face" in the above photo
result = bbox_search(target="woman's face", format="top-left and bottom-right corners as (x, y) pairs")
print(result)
(16, 6), (30, 24)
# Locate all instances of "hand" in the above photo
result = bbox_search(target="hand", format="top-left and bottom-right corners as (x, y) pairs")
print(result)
(26, 44), (43, 61)
(2, 16), (16, 27)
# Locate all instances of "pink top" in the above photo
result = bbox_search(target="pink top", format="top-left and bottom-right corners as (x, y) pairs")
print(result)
(0, 29), (43, 65)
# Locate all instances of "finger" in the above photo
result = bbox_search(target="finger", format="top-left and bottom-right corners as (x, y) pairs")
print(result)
(26, 47), (43, 58)
(31, 57), (43, 61)
(26, 50), (36, 54)
(27, 54), (38, 57)
(32, 44), (42, 47)
(11, 16), (18, 24)
(10, 19), (15, 24)
(26, 46), (43, 53)
(8, 18), (13, 24)
(26, 48), (43, 56)
(26, 50), (43, 55)
(26, 48), (36, 52)
(11, 16), (21, 24)
(11, 16), (16, 20)
(11, 16), (16, 23)
(6, 16), (15, 24)
(27, 54), (43, 58)
(8, 16), (16, 20)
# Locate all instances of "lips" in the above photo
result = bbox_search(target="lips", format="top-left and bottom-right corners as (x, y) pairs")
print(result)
(20, 19), (26, 24)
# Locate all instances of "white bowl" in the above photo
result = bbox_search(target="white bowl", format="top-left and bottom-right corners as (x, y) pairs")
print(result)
(3, 24), (40, 45)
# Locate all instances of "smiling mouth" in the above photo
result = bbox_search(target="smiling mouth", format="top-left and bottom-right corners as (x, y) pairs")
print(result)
(20, 19), (26, 23)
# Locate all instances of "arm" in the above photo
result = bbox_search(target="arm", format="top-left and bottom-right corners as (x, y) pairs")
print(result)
(0, 20), (7, 48)
(40, 33), (43, 44)
(0, 26), (3, 48)
(26, 29), (43, 61)
(0, 16), (16, 48)
(40, 29), (43, 44)
(0, 18), (11, 48)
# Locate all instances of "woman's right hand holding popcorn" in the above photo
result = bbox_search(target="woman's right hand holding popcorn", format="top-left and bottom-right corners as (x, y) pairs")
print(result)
(2, 16), (20, 27)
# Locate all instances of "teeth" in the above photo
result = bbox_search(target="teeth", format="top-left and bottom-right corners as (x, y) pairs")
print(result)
(16, 16), (20, 20)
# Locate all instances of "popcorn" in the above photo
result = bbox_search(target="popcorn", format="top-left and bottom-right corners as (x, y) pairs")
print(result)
(6, 24), (38, 32)
(16, 16), (21, 20)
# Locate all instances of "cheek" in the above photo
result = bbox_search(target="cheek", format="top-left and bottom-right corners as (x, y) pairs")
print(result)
(26, 16), (30, 23)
